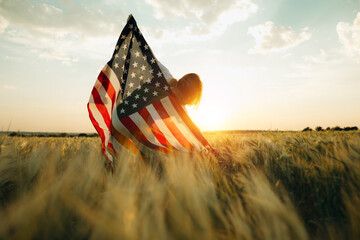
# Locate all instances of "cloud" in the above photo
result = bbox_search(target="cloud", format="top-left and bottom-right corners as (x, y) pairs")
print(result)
(248, 21), (311, 54)
(303, 49), (327, 64)
(0, 15), (8, 33)
(0, 0), (257, 65)
(4, 55), (22, 61)
(3, 84), (16, 89)
(286, 49), (346, 80)
(337, 12), (360, 55)
(145, 0), (257, 37)
(30, 49), (79, 66)
(0, 0), (125, 64)
(0, 0), (124, 37)
(206, 49), (222, 55)
(283, 72), (310, 79)
(172, 48), (195, 56)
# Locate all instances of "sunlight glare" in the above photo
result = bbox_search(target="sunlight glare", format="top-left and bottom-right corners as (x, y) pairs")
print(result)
(186, 107), (226, 131)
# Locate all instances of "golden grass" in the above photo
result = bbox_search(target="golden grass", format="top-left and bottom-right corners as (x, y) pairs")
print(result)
(0, 131), (359, 239)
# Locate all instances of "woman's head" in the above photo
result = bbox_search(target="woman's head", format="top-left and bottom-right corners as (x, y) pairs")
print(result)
(171, 73), (202, 108)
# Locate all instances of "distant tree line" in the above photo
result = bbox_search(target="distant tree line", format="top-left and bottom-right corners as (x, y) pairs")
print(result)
(7, 132), (99, 137)
(302, 126), (359, 132)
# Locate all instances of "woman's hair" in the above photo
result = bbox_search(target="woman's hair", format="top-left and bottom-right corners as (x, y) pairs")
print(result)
(172, 73), (202, 108)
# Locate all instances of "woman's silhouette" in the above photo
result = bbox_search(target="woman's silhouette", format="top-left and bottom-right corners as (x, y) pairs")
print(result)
(158, 62), (203, 108)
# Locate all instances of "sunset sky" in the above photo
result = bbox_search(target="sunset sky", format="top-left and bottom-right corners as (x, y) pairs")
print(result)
(1, 0), (359, 132)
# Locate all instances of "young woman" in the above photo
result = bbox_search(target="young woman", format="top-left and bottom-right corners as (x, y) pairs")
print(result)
(158, 62), (203, 108)
(140, 62), (204, 174)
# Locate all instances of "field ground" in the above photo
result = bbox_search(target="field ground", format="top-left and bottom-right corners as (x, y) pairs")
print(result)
(0, 131), (359, 239)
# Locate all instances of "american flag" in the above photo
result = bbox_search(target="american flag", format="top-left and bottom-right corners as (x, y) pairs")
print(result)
(88, 15), (211, 170)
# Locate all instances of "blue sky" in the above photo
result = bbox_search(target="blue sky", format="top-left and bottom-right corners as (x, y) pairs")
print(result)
(0, 0), (359, 132)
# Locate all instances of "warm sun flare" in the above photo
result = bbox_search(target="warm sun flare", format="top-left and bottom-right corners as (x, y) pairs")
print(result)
(187, 107), (225, 131)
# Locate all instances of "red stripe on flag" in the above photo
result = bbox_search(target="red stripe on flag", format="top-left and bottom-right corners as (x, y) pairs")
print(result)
(152, 100), (193, 149)
(91, 88), (111, 129)
(168, 94), (210, 147)
(138, 107), (176, 149)
(110, 124), (139, 154)
(98, 71), (116, 109)
(107, 142), (115, 153)
(87, 103), (106, 151)
(120, 116), (169, 153)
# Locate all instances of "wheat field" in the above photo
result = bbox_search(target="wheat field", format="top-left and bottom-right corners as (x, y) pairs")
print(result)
(0, 131), (359, 240)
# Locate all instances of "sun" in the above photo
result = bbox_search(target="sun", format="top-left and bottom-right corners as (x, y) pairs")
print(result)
(186, 107), (225, 131)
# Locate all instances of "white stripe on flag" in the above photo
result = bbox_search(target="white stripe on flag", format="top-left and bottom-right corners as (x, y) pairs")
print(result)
(112, 109), (148, 151)
(88, 95), (109, 132)
(91, 65), (122, 121)
(146, 104), (187, 151)
(110, 135), (128, 156)
(102, 65), (121, 93)
(104, 129), (110, 148)
(129, 112), (167, 149)
(94, 81), (112, 118)
(160, 97), (203, 150)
